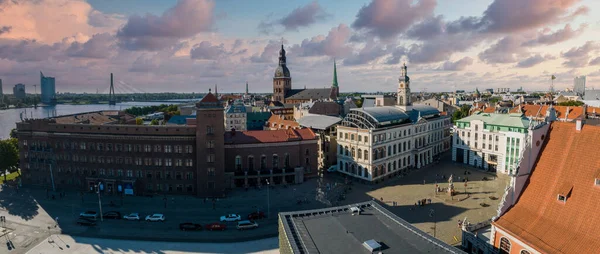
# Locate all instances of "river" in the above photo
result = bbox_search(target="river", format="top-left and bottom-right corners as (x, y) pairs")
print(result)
(0, 101), (193, 140)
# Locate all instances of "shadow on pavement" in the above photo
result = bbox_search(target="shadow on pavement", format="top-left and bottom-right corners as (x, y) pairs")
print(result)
(0, 184), (39, 221)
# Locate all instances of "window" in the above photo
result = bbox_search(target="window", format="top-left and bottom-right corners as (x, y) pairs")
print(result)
(185, 159), (193, 167)
(467, 132), (470, 138)
(358, 149), (362, 159)
(144, 145), (151, 152)
(364, 136), (368, 143)
(305, 149), (309, 156)
(358, 135), (362, 142)
(144, 158), (152, 166)
(495, 145), (498, 151)
(248, 156), (255, 171)
(344, 133), (348, 139)
(155, 171), (162, 179)
(272, 154), (279, 169)
(126, 144), (132, 152)
(557, 194), (567, 202)
(596, 178), (600, 186)
(154, 158), (162, 166)
(207, 168), (215, 176)
(206, 125), (214, 134)
(351, 134), (354, 140)
(185, 145), (193, 153)
(284, 154), (290, 168)
(166, 158), (172, 166)
(176, 159), (183, 166)
(99, 168), (105, 175)
(175, 145), (182, 153)
(235, 156), (242, 170)
(475, 125), (478, 131)
(154, 145), (162, 152)
(164, 145), (172, 153)
(496, 136), (499, 142)
(206, 140), (215, 148)
(260, 155), (267, 169)
(186, 172), (193, 180)
(176, 172), (182, 180)
(364, 150), (369, 160)
(126, 170), (133, 177)
(206, 154), (215, 163)
(146, 171), (152, 179)
(136, 170), (143, 178)
(499, 237), (511, 254)
(117, 169), (123, 177)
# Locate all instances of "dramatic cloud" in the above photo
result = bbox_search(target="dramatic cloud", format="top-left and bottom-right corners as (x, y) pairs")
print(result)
(117, 0), (215, 51)
(289, 24), (353, 58)
(438, 57), (474, 71)
(516, 54), (555, 68)
(258, 2), (329, 34)
(478, 36), (527, 64)
(405, 32), (485, 64)
(0, 40), (63, 62)
(190, 41), (228, 60)
(344, 41), (389, 66)
(66, 33), (115, 59)
(249, 40), (285, 63)
(590, 57), (600, 66)
(447, 0), (585, 34)
(561, 41), (599, 67)
(0, 26), (11, 35)
(352, 0), (436, 39)
(88, 10), (125, 28)
(406, 16), (445, 40)
(523, 24), (587, 46)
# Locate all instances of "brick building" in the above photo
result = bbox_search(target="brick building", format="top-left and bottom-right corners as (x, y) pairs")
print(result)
(17, 91), (318, 197)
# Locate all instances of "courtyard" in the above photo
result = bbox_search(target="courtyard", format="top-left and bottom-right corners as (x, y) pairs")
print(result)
(0, 152), (509, 253)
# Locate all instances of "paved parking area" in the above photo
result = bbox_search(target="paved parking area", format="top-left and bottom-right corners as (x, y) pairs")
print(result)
(0, 152), (509, 253)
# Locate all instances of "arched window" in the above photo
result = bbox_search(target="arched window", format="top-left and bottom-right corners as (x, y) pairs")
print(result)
(345, 133), (348, 139)
(272, 154), (279, 169)
(499, 237), (511, 254)
(345, 146), (349, 156)
(260, 155), (267, 170)
(351, 147), (356, 157)
(364, 150), (369, 160)
(345, 162), (349, 172)
(284, 153), (290, 168)
(248, 156), (254, 171)
(351, 134), (355, 140)
(358, 149), (362, 159)
(339, 145), (343, 155)
(235, 156), (242, 171)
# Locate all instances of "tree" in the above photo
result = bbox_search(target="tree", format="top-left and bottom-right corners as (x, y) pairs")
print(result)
(135, 118), (144, 125)
(9, 128), (17, 139)
(452, 105), (471, 123)
(150, 119), (159, 125)
(0, 139), (19, 178)
(557, 101), (584, 106)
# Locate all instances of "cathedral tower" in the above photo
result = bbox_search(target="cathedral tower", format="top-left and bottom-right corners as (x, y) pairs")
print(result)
(330, 59), (339, 100)
(397, 63), (412, 110)
(273, 44), (291, 103)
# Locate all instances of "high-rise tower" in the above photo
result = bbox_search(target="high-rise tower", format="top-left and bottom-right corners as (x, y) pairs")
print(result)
(396, 63), (412, 110)
(273, 44), (291, 103)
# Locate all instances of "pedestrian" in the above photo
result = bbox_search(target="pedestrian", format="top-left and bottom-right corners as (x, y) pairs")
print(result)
(55, 217), (59, 227)
(380, 197), (383, 202)
(423, 180), (426, 185)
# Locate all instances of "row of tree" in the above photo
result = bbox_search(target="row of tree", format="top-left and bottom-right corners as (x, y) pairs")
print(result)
(0, 137), (19, 181)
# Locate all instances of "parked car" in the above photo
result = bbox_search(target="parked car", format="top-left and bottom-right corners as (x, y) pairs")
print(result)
(327, 165), (337, 173)
(76, 218), (97, 226)
(179, 223), (203, 231)
(205, 222), (227, 231)
(123, 213), (140, 221)
(103, 211), (121, 219)
(145, 214), (165, 222)
(79, 211), (97, 219)
(247, 211), (266, 220)
(220, 214), (241, 222)
(236, 220), (259, 230)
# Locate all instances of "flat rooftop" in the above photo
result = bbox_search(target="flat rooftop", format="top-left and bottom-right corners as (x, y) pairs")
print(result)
(51, 110), (135, 125)
(279, 201), (465, 254)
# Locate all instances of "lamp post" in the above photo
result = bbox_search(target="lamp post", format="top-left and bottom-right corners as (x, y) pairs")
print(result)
(265, 179), (270, 219)
(429, 209), (436, 238)
(96, 183), (103, 221)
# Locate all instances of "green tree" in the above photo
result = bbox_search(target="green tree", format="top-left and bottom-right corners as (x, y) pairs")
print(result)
(557, 101), (584, 106)
(0, 139), (19, 180)
(355, 98), (364, 108)
(9, 128), (17, 139)
(150, 119), (159, 125)
(452, 105), (471, 123)
(135, 118), (144, 125)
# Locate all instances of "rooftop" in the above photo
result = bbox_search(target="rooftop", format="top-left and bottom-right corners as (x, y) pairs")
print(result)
(509, 105), (584, 121)
(456, 112), (530, 128)
(52, 111), (134, 125)
(297, 115), (342, 130)
(279, 201), (465, 254)
(224, 128), (316, 144)
(285, 88), (332, 100)
(493, 121), (600, 253)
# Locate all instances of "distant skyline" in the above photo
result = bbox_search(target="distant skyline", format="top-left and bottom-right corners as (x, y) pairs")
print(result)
(1, 0), (600, 94)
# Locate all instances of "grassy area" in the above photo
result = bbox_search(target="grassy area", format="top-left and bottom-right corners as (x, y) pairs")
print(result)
(0, 169), (21, 184)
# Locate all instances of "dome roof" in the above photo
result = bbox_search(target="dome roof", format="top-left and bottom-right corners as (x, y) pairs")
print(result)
(275, 65), (290, 78)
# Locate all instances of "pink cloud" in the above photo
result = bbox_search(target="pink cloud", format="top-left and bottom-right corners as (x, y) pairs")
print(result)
(352, 0), (436, 39)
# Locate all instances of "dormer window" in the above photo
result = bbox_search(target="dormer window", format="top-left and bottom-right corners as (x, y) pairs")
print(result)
(557, 195), (567, 202)
(595, 178), (600, 187)
(557, 183), (572, 203)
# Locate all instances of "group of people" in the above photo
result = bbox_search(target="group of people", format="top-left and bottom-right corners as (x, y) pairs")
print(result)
(416, 198), (431, 207)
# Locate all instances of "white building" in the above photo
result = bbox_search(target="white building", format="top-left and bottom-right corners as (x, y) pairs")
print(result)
(452, 112), (547, 175)
(574, 76), (586, 96)
(225, 99), (247, 131)
(336, 64), (452, 183)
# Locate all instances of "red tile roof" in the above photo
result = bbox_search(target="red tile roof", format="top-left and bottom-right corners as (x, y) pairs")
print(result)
(510, 105), (585, 121)
(493, 121), (600, 253)
(587, 106), (600, 115)
(266, 114), (300, 129)
(200, 92), (219, 103)
(224, 128), (317, 144)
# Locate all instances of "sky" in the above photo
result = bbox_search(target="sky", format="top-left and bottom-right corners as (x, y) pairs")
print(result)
(1, 0), (600, 94)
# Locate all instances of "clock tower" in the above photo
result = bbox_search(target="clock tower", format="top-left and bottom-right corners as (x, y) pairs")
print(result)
(273, 44), (291, 103)
(397, 63), (412, 110)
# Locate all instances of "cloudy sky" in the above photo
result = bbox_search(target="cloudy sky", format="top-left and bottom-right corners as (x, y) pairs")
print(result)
(1, 0), (599, 94)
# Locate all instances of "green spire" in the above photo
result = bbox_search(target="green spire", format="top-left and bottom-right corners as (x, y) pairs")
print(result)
(332, 59), (338, 88)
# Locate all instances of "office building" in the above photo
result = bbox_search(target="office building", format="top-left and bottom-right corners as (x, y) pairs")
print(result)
(574, 76), (586, 97)
(336, 64), (452, 183)
(278, 201), (466, 254)
(13, 83), (26, 99)
(40, 72), (56, 104)
(224, 99), (247, 131)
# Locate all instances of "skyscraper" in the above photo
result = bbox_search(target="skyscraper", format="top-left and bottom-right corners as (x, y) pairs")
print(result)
(40, 71), (56, 104)
(13, 84), (26, 99)
(574, 76), (586, 97)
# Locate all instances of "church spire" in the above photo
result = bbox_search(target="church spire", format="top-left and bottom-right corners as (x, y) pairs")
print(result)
(332, 59), (338, 88)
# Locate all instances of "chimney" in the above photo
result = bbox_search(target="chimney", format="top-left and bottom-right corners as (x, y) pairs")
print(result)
(576, 118), (583, 131)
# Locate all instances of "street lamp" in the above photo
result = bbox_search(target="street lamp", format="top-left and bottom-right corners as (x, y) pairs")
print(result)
(265, 179), (270, 219)
(96, 183), (103, 221)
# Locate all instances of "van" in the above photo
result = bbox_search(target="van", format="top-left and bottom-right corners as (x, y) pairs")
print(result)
(236, 220), (258, 230)
(350, 207), (361, 215)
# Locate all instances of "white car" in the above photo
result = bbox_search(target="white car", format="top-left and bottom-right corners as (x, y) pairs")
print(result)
(327, 165), (337, 173)
(236, 220), (259, 230)
(123, 213), (140, 221)
(145, 214), (165, 222)
(79, 211), (98, 219)
(220, 214), (242, 222)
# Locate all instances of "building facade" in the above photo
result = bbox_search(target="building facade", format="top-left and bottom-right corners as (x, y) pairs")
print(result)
(452, 112), (547, 175)
(574, 75), (586, 96)
(224, 99), (247, 131)
(336, 64), (452, 183)
(17, 91), (318, 197)
(40, 72), (56, 104)
(13, 83), (26, 99)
